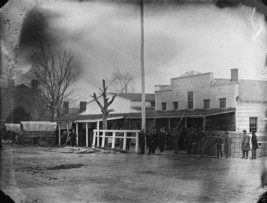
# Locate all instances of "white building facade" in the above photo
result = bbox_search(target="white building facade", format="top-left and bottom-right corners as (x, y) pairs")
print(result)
(155, 69), (267, 133)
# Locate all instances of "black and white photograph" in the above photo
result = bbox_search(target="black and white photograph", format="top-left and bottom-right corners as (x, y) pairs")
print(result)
(1, 0), (267, 202)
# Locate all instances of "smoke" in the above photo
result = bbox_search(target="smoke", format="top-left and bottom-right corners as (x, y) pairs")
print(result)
(13, 0), (267, 96)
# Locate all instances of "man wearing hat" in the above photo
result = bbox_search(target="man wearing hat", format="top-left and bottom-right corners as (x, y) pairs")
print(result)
(224, 131), (232, 159)
(241, 129), (250, 159)
(251, 131), (259, 159)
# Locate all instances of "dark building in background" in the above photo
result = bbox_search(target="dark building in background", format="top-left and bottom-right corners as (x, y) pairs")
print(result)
(0, 79), (47, 122)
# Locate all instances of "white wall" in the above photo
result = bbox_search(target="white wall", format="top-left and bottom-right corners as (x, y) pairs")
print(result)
(130, 101), (152, 108)
(171, 73), (213, 109)
(155, 72), (237, 111)
(155, 90), (172, 110)
(80, 94), (140, 115)
(210, 83), (238, 108)
(236, 102), (267, 132)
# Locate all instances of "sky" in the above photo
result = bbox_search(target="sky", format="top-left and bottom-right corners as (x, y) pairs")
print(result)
(1, 0), (267, 104)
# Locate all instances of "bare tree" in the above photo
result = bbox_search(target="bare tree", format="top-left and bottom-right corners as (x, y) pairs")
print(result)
(110, 70), (136, 93)
(29, 45), (79, 121)
(91, 80), (116, 129)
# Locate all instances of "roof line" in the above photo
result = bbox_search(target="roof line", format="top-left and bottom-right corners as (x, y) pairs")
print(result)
(205, 110), (235, 117)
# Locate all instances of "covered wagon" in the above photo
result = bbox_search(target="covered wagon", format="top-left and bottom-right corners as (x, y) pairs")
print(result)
(5, 123), (22, 132)
(1, 123), (22, 144)
(20, 121), (57, 146)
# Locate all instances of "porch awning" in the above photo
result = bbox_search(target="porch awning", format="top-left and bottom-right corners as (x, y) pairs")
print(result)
(75, 116), (124, 123)
(57, 108), (235, 122)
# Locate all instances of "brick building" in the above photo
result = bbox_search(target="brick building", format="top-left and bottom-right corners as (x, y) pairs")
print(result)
(0, 79), (46, 122)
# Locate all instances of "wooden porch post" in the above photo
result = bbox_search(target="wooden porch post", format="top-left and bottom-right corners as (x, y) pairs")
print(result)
(97, 121), (100, 147)
(92, 130), (96, 147)
(135, 132), (139, 153)
(112, 131), (116, 149)
(76, 122), (79, 147)
(58, 123), (61, 146)
(168, 118), (171, 130)
(123, 132), (127, 150)
(86, 122), (89, 147)
(102, 131), (106, 148)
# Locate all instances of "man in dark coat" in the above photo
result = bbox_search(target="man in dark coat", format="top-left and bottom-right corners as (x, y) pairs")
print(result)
(251, 131), (259, 159)
(172, 128), (179, 154)
(70, 129), (77, 147)
(159, 127), (166, 152)
(139, 129), (146, 154)
(146, 130), (152, 155)
(224, 131), (232, 159)
(150, 128), (158, 154)
(186, 130), (193, 155)
(241, 129), (250, 159)
(216, 134), (223, 158)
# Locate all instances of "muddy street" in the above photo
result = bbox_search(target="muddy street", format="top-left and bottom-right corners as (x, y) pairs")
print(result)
(0, 146), (266, 202)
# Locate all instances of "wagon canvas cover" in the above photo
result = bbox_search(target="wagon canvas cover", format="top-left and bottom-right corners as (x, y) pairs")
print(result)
(5, 123), (21, 132)
(20, 121), (57, 132)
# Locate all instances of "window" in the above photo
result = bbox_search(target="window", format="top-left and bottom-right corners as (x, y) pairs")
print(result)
(162, 102), (166, 110)
(151, 102), (155, 107)
(249, 117), (258, 132)
(188, 91), (193, 109)
(203, 99), (210, 109)
(173, 101), (178, 110)
(219, 98), (226, 108)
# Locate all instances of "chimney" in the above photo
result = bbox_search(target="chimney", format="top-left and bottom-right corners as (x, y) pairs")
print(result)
(230, 69), (238, 82)
(8, 79), (15, 87)
(31, 80), (38, 89)
(63, 102), (69, 115)
(79, 101), (87, 112)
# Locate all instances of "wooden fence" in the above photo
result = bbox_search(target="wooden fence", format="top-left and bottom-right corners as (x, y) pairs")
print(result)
(93, 129), (140, 153)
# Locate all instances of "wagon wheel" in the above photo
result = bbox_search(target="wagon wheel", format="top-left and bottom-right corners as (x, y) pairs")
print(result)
(22, 137), (34, 146)
(37, 136), (55, 146)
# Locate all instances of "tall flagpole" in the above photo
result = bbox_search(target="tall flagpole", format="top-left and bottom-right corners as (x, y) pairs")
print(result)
(141, 0), (146, 151)
(141, 0), (146, 131)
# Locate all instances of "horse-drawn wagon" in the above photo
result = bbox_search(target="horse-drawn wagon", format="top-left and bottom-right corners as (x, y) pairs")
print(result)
(20, 121), (57, 146)
(1, 123), (21, 144)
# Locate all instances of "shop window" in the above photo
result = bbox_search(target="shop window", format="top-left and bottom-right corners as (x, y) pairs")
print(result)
(188, 91), (193, 109)
(173, 101), (178, 110)
(203, 99), (210, 109)
(162, 102), (166, 111)
(249, 117), (257, 132)
(219, 98), (226, 108)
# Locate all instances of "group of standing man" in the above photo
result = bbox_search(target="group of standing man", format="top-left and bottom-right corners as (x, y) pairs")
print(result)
(139, 127), (170, 155)
(139, 127), (260, 159)
(241, 129), (259, 159)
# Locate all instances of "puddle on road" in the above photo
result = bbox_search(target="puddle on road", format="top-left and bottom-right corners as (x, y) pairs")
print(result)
(47, 164), (84, 170)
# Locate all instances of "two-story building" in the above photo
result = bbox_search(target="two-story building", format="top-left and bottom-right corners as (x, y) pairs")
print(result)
(155, 69), (267, 132)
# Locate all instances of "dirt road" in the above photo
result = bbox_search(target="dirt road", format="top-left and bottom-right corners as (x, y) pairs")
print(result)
(0, 146), (266, 202)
